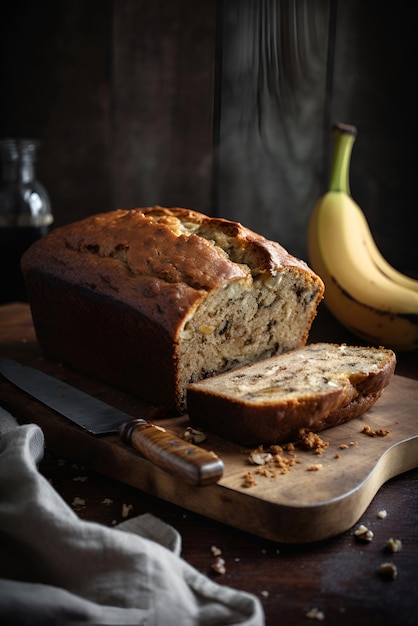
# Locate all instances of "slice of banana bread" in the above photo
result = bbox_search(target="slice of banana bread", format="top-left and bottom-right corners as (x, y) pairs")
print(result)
(186, 343), (396, 444)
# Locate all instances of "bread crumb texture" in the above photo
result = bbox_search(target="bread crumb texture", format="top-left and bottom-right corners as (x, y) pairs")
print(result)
(190, 343), (393, 402)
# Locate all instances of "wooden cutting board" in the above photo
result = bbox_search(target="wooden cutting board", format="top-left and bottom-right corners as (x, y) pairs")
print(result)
(1, 303), (418, 543)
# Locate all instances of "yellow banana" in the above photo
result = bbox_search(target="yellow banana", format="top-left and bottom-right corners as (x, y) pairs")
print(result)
(339, 158), (418, 291)
(307, 122), (418, 352)
(363, 228), (418, 291)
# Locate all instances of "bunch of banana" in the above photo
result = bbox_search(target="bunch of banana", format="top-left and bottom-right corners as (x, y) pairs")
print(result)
(307, 122), (418, 352)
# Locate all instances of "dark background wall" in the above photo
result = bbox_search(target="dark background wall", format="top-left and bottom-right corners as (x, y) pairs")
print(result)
(1, 0), (415, 272)
(330, 1), (416, 274)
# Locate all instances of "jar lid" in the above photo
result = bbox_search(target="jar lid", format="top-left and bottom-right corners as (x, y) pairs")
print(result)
(0, 138), (40, 161)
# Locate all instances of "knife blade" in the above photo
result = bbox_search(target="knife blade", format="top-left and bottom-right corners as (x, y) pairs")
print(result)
(0, 357), (224, 486)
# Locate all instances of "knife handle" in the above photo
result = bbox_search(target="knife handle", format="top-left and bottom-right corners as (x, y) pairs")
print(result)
(119, 419), (224, 487)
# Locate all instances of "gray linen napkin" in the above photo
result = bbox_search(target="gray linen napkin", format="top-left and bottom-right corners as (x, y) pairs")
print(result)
(0, 408), (264, 625)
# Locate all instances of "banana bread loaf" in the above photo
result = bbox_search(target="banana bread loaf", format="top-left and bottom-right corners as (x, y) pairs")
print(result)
(21, 207), (324, 412)
(187, 343), (396, 444)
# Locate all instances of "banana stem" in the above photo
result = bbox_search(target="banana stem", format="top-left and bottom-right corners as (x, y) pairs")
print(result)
(329, 122), (357, 195)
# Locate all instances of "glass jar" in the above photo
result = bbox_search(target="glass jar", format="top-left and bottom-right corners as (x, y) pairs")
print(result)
(0, 138), (53, 304)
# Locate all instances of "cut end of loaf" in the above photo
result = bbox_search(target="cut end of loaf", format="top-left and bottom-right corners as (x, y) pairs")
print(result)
(178, 268), (323, 411)
(136, 207), (324, 411)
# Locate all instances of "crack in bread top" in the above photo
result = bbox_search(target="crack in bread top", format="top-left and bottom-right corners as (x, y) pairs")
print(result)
(22, 207), (323, 337)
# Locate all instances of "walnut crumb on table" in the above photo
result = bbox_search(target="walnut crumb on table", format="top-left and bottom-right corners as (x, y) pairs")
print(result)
(354, 524), (374, 542)
(305, 607), (325, 620)
(378, 562), (398, 580)
(386, 538), (402, 553)
(73, 475), (88, 482)
(211, 557), (226, 575)
(121, 503), (133, 518)
(210, 546), (226, 575)
(71, 496), (86, 510)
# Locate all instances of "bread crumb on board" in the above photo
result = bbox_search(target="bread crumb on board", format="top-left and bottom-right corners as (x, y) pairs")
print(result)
(240, 417), (392, 488)
(361, 424), (390, 437)
(182, 426), (207, 444)
(306, 464), (323, 472)
(242, 430), (329, 486)
(298, 429), (329, 454)
(242, 471), (258, 488)
(244, 442), (300, 486)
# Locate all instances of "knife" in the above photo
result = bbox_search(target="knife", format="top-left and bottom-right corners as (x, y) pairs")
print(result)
(0, 357), (224, 486)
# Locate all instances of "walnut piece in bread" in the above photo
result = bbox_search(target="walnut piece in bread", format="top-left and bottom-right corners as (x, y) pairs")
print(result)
(21, 207), (324, 412)
(187, 343), (396, 445)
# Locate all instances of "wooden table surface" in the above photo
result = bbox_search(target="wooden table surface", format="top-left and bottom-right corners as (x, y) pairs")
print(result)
(1, 302), (418, 625)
